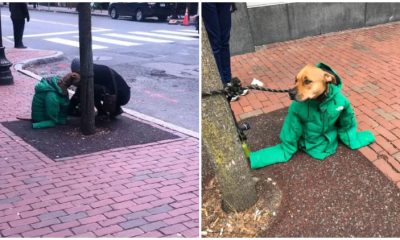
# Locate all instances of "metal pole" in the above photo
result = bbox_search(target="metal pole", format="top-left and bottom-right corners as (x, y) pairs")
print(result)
(0, 7), (14, 85)
(78, 3), (95, 135)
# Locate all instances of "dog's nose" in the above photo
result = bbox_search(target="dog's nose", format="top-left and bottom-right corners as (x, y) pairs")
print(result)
(288, 88), (297, 100)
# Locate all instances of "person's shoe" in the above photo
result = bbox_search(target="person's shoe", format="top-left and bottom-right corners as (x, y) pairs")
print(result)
(15, 45), (27, 49)
(110, 107), (123, 119)
(239, 88), (249, 96)
(229, 95), (239, 102)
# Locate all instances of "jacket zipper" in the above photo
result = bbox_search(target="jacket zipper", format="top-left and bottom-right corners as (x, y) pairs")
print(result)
(320, 106), (329, 153)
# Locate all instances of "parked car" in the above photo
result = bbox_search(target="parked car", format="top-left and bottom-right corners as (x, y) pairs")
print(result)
(108, 2), (173, 21)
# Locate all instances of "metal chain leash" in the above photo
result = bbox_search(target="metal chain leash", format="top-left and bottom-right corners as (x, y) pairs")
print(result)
(202, 80), (291, 98)
(202, 78), (292, 158)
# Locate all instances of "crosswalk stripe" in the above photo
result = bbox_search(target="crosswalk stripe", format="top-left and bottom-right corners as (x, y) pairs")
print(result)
(12, 29), (111, 39)
(74, 36), (142, 46)
(44, 38), (108, 49)
(129, 31), (196, 41)
(180, 29), (198, 33)
(103, 33), (173, 43)
(153, 30), (198, 37)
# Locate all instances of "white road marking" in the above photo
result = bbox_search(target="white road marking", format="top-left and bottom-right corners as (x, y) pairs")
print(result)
(129, 31), (196, 41)
(8, 29), (111, 39)
(1, 36), (14, 45)
(103, 33), (173, 43)
(1, 13), (108, 30)
(44, 38), (107, 49)
(180, 29), (198, 33)
(153, 30), (198, 37)
(73, 36), (142, 46)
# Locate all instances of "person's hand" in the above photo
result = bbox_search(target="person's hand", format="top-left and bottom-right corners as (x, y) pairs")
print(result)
(26, 16), (30, 22)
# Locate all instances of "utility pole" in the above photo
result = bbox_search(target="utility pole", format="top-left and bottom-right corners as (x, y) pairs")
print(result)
(0, 7), (14, 85)
(201, 21), (257, 212)
(78, 3), (95, 135)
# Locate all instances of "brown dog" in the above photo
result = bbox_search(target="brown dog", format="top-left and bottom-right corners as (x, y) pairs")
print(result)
(292, 64), (337, 102)
(58, 72), (80, 94)
(249, 62), (375, 169)
(17, 72), (80, 121)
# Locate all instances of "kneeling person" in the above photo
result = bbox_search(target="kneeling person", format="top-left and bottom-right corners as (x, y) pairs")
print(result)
(69, 58), (131, 118)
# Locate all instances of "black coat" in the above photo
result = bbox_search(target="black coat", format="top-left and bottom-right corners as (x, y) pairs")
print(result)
(93, 64), (129, 94)
(69, 64), (131, 113)
(9, 3), (29, 20)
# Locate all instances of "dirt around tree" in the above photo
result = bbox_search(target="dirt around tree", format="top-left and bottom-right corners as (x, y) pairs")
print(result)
(202, 108), (400, 237)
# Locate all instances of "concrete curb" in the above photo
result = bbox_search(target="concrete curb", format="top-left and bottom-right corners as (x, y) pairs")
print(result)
(14, 50), (64, 80)
(122, 108), (199, 138)
(15, 49), (199, 139)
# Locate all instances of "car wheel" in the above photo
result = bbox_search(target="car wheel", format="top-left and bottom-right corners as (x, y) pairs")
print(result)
(110, 7), (119, 19)
(135, 8), (143, 21)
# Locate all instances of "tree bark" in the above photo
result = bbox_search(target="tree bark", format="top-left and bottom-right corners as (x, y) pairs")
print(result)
(78, 3), (95, 135)
(201, 21), (257, 212)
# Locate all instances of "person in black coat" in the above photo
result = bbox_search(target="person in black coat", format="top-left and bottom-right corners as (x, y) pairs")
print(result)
(9, 3), (30, 49)
(69, 58), (131, 118)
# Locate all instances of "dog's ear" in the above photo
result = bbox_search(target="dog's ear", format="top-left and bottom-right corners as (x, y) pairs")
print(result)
(70, 72), (80, 80)
(70, 72), (81, 86)
(324, 73), (337, 84)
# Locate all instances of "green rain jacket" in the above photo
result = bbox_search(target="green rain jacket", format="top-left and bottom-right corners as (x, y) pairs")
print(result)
(31, 77), (69, 129)
(249, 63), (375, 169)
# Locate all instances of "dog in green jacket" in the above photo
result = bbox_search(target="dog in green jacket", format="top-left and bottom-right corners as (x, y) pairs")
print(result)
(249, 63), (375, 169)
(31, 72), (80, 129)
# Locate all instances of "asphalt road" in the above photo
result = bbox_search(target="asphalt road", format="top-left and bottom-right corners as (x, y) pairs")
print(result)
(1, 8), (199, 132)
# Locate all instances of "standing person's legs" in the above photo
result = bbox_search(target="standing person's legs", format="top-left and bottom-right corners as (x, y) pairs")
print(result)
(11, 18), (25, 48)
(202, 3), (226, 84)
(217, 3), (232, 83)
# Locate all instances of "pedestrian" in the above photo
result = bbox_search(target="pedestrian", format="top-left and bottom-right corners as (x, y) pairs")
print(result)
(9, 3), (30, 49)
(202, 3), (247, 101)
(69, 58), (131, 118)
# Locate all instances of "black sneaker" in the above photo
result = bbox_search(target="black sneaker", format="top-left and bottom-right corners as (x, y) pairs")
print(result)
(239, 88), (249, 96)
(223, 82), (239, 102)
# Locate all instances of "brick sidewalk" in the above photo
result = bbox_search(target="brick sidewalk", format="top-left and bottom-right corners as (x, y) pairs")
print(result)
(0, 48), (199, 237)
(231, 22), (400, 189)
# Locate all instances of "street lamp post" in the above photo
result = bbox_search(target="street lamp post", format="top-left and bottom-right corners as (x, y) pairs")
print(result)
(0, 7), (14, 85)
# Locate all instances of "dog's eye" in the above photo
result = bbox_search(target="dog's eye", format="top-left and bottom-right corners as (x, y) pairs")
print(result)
(304, 79), (312, 85)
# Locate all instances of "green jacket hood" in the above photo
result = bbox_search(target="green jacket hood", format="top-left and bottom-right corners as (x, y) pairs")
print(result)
(315, 62), (342, 103)
(35, 77), (63, 94)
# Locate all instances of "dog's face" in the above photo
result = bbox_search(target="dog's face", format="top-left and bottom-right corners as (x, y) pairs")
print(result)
(62, 72), (81, 87)
(292, 64), (336, 102)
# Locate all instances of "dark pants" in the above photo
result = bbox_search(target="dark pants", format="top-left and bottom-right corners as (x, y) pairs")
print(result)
(11, 17), (25, 47)
(202, 3), (232, 84)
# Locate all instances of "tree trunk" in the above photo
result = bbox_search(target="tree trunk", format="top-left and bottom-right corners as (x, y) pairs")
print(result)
(78, 3), (95, 135)
(201, 21), (257, 212)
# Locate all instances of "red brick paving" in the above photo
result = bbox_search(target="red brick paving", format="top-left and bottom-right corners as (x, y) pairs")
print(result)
(231, 22), (400, 188)
(0, 47), (199, 237)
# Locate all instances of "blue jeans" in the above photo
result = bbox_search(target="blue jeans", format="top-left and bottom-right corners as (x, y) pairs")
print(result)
(202, 3), (232, 84)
